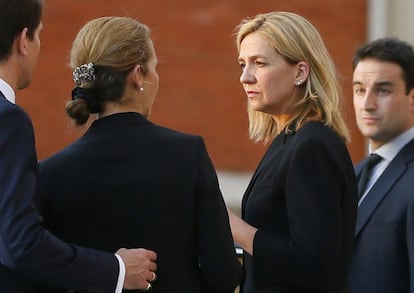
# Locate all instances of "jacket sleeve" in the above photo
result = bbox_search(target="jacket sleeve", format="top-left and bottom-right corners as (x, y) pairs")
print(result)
(0, 106), (119, 292)
(195, 138), (242, 292)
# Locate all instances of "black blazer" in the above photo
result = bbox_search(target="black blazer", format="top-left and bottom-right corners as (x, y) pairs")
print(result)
(0, 93), (119, 292)
(38, 112), (241, 292)
(349, 138), (414, 293)
(241, 122), (358, 293)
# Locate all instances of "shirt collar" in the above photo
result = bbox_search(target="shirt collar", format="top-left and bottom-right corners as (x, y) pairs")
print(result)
(0, 78), (16, 104)
(370, 126), (414, 162)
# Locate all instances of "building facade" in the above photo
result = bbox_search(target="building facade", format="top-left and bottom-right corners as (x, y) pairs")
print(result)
(21, 0), (412, 208)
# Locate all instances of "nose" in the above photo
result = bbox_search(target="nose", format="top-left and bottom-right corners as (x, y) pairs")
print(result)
(361, 90), (377, 110)
(240, 66), (255, 84)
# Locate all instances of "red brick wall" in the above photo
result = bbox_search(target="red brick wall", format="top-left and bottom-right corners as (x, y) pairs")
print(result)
(18, 0), (367, 171)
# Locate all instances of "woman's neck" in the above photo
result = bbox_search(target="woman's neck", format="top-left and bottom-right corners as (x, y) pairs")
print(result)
(98, 100), (149, 118)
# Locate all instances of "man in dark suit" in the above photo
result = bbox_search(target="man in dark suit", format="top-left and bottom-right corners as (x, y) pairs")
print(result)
(0, 0), (157, 292)
(349, 37), (414, 293)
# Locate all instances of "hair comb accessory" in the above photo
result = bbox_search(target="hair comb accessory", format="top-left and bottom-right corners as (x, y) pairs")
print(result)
(73, 63), (96, 86)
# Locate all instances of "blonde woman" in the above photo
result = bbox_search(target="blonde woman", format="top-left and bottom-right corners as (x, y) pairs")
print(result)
(228, 12), (357, 292)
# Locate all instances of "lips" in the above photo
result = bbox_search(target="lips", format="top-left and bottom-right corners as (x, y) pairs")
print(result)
(360, 116), (379, 124)
(246, 90), (259, 98)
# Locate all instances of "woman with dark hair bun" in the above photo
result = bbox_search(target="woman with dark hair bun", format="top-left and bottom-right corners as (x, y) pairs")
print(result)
(37, 16), (241, 293)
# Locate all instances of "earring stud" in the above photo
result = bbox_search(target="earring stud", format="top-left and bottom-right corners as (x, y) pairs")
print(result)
(295, 79), (303, 86)
(139, 87), (144, 91)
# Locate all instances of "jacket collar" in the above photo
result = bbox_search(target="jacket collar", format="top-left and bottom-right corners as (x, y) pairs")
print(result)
(86, 112), (153, 133)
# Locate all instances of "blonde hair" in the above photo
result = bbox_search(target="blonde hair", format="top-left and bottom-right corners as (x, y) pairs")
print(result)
(70, 16), (151, 73)
(235, 11), (350, 143)
(67, 16), (152, 124)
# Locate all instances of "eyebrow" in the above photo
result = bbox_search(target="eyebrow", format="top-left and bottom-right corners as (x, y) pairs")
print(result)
(352, 80), (394, 87)
(374, 81), (394, 87)
(238, 55), (267, 62)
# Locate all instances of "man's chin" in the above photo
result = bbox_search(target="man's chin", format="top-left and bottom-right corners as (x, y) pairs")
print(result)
(17, 81), (31, 90)
(359, 128), (379, 140)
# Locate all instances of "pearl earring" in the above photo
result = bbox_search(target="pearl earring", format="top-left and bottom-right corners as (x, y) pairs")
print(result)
(295, 79), (303, 86)
(139, 87), (144, 92)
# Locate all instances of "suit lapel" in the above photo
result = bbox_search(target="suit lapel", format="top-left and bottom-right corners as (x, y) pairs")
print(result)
(355, 139), (414, 236)
(241, 131), (291, 217)
(241, 152), (268, 217)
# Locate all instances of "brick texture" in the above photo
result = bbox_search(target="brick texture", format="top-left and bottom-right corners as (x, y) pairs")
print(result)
(18, 0), (367, 171)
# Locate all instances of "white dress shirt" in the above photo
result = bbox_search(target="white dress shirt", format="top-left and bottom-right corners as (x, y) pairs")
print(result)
(0, 78), (15, 103)
(0, 78), (126, 292)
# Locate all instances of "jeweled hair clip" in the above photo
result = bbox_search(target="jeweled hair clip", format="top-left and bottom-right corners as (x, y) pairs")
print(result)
(73, 63), (96, 86)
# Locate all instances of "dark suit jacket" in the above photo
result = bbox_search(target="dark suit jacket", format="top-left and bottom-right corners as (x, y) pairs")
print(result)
(0, 93), (120, 292)
(240, 122), (358, 293)
(37, 112), (241, 293)
(349, 138), (414, 293)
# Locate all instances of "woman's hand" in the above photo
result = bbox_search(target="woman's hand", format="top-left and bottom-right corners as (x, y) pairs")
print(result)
(227, 208), (257, 256)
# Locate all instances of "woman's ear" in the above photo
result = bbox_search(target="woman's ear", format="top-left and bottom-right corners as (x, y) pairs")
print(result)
(131, 64), (144, 89)
(295, 61), (310, 84)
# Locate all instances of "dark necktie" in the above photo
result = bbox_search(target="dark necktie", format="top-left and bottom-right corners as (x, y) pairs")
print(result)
(358, 153), (382, 199)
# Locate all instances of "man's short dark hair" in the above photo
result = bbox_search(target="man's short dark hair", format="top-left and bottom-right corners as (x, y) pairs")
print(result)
(353, 37), (414, 94)
(0, 0), (43, 61)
